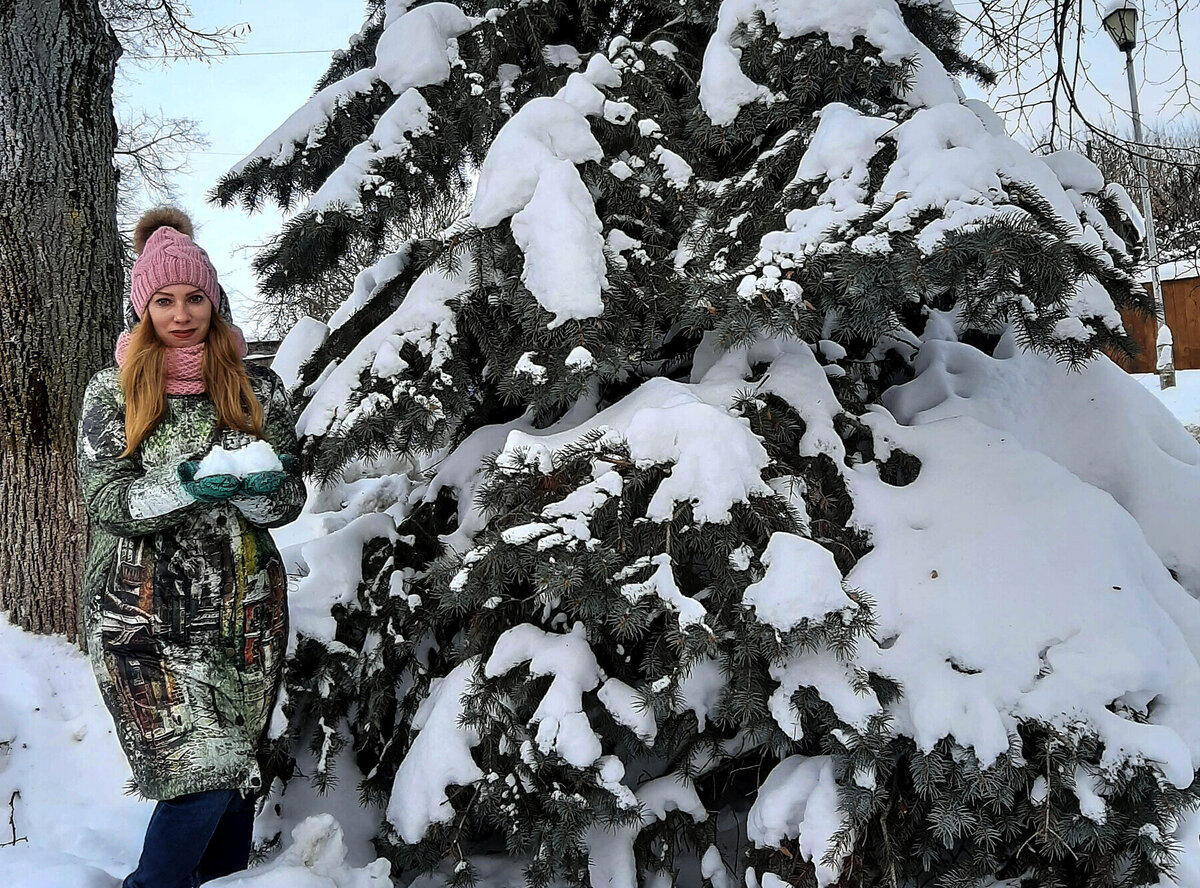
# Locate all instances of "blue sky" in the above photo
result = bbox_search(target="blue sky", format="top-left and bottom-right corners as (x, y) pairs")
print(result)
(123, 1), (1199, 340)
(122, 1), (367, 339)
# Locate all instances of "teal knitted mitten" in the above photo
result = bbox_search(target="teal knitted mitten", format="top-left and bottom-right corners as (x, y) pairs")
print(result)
(178, 461), (240, 502)
(240, 471), (286, 497)
(238, 453), (295, 497)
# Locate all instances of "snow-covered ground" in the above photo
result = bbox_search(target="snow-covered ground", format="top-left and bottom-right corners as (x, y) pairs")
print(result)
(1135, 370), (1200, 432)
(0, 476), (399, 888)
(0, 611), (393, 888)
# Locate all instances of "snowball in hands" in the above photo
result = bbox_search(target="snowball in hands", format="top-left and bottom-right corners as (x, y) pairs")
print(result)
(195, 440), (282, 478)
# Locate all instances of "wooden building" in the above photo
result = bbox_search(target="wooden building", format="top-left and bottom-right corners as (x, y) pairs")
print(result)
(1114, 261), (1200, 373)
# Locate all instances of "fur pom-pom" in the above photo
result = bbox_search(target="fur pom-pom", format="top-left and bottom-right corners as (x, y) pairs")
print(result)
(132, 207), (194, 254)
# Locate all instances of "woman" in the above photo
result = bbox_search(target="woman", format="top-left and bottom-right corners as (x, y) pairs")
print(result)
(75, 208), (306, 888)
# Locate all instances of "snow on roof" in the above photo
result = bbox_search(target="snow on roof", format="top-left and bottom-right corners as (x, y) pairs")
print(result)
(1138, 258), (1200, 283)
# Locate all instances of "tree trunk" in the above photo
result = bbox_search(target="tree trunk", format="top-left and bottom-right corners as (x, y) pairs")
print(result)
(0, 1), (123, 642)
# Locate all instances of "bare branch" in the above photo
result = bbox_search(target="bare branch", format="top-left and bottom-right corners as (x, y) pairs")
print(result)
(957, 0), (1200, 151)
(100, 0), (248, 62)
(103, 2), (240, 258)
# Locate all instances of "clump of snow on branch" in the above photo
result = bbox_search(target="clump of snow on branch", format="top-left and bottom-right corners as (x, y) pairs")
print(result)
(620, 553), (711, 629)
(273, 316), (331, 390)
(470, 54), (623, 328)
(751, 100), (1132, 340)
(698, 0), (960, 127)
(290, 511), (401, 648)
(307, 89), (434, 213)
(584, 772), (709, 887)
(847, 403), (1200, 785)
(597, 678), (657, 744)
(885, 327), (1200, 605)
(509, 158), (608, 329)
(216, 814), (391, 887)
(328, 246), (415, 333)
(296, 252), (468, 439)
(483, 623), (605, 768)
(387, 659), (483, 844)
(497, 373), (776, 524)
(748, 756), (849, 888)
(231, 2), (481, 213)
(742, 531), (853, 632)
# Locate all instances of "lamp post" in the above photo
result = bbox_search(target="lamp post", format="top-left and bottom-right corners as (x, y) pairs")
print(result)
(1103, 1), (1175, 388)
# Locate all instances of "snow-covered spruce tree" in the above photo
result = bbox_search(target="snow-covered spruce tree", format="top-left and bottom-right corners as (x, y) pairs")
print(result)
(214, 1), (1200, 886)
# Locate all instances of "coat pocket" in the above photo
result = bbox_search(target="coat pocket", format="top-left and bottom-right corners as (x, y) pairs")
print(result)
(101, 537), (155, 653)
(105, 649), (194, 744)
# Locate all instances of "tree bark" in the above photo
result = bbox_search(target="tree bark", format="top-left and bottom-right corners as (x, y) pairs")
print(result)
(0, 1), (123, 641)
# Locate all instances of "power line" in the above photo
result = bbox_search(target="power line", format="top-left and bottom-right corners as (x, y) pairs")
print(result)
(134, 48), (340, 60)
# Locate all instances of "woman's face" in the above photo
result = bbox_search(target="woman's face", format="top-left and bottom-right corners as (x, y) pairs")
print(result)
(146, 283), (212, 349)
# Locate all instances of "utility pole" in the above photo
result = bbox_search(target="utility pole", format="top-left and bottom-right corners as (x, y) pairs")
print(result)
(1103, 2), (1175, 388)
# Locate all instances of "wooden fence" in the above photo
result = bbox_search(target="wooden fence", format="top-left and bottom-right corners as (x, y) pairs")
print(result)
(1113, 277), (1200, 373)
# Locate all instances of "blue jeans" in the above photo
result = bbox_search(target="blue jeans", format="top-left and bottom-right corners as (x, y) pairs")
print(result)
(122, 789), (257, 888)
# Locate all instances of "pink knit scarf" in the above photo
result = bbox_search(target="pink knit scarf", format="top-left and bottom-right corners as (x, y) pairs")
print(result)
(114, 327), (249, 395)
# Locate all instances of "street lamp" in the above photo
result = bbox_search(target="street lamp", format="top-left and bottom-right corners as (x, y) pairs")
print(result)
(1103, 1), (1175, 388)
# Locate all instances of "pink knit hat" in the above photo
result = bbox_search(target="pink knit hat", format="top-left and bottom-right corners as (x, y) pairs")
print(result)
(128, 207), (220, 320)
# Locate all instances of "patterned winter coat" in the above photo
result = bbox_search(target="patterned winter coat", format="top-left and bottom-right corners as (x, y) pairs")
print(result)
(75, 361), (305, 801)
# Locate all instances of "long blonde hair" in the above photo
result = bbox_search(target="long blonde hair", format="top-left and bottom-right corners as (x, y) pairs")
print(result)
(118, 309), (264, 456)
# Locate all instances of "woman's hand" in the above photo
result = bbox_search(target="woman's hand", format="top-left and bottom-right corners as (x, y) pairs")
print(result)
(178, 460), (241, 502)
(239, 471), (286, 496)
(237, 453), (296, 497)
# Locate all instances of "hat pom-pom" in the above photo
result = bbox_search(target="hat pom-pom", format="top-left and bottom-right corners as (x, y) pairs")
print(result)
(132, 206), (194, 255)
